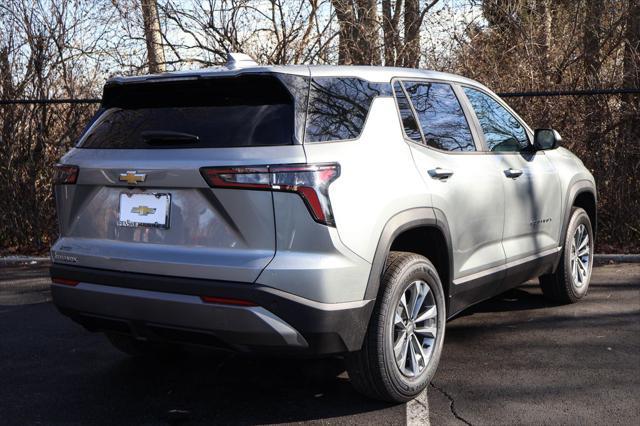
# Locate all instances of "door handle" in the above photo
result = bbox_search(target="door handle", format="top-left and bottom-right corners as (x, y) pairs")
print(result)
(504, 168), (523, 178)
(428, 167), (454, 180)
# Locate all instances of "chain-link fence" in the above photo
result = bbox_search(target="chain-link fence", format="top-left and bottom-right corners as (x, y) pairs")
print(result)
(0, 89), (638, 255)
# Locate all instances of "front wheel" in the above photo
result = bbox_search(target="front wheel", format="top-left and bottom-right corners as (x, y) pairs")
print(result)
(346, 252), (446, 402)
(540, 207), (594, 303)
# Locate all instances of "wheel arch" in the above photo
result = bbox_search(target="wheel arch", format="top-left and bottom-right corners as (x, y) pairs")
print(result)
(552, 180), (597, 273)
(563, 180), (597, 241)
(573, 190), (597, 237)
(364, 208), (453, 313)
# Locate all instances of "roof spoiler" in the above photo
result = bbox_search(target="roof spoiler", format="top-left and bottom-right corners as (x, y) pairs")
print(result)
(225, 52), (259, 69)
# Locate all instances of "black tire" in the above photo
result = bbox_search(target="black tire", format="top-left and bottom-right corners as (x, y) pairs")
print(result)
(540, 207), (594, 303)
(346, 251), (446, 403)
(106, 333), (183, 359)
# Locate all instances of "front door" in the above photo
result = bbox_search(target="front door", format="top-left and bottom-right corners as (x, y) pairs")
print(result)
(461, 87), (563, 283)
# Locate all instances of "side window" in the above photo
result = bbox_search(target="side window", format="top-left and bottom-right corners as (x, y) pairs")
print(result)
(305, 77), (392, 142)
(463, 87), (529, 152)
(393, 81), (422, 142)
(402, 81), (476, 152)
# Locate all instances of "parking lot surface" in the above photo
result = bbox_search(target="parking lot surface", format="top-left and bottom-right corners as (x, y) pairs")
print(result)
(0, 262), (638, 425)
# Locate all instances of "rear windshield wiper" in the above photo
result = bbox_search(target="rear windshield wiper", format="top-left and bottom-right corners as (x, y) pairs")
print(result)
(141, 130), (199, 145)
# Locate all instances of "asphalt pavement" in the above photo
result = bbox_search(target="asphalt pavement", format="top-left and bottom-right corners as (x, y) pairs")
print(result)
(0, 262), (638, 425)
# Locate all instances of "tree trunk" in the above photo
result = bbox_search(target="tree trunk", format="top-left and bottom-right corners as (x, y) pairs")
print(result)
(583, 0), (603, 88)
(332, 0), (379, 65)
(140, 0), (166, 73)
(382, 0), (403, 66)
(332, 0), (356, 64)
(622, 0), (639, 91)
(358, 0), (381, 65)
(382, 0), (394, 65)
(582, 0), (604, 177)
(538, 0), (553, 125)
(402, 0), (421, 67)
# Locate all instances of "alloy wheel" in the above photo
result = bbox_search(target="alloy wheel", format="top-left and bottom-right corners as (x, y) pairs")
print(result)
(392, 280), (438, 377)
(570, 223), (591, 288)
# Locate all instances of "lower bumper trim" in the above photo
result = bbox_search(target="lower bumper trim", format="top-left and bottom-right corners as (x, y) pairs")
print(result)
(50, 264), (374, 355)
(53, 282), (308, 350)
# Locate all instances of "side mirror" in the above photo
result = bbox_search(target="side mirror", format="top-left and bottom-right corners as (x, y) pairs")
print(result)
(534, 128), (562, 150)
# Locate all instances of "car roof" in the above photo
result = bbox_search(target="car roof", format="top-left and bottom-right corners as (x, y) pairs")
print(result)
(307, 65), (483, 87)
(105, 64), (489, 92)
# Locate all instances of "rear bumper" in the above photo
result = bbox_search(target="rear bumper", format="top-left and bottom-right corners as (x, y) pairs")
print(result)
(50, 264), (374, 355)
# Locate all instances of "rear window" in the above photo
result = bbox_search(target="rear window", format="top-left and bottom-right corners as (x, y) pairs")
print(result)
(305, 77), (392, 142)
(79, 75), (295, 149)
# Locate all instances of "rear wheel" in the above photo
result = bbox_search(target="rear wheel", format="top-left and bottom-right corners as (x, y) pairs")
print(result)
(106, 333), (183, 358)
(346, 251), (446, 402)
(540, 207), (594, 303)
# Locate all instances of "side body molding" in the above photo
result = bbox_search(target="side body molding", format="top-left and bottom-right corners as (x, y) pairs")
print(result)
(363, 207), (453, 310)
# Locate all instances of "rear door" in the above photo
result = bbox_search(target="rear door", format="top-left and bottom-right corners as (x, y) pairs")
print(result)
(393, 80), (506, 289)
(52, 72), (308, 283)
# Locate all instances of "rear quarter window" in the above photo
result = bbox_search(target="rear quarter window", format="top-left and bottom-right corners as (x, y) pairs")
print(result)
(305, 77), (392, 142)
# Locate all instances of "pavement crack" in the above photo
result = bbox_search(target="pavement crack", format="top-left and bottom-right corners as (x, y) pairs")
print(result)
(430, 382), (473, 426)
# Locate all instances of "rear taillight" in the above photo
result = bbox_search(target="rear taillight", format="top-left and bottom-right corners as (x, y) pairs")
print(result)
(54, 164), (78, 184)
(51, 277), (80, 286)
(201, 163), (340, 226)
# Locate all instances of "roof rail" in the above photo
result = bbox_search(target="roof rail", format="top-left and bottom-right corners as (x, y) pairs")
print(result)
(226, 52), (258, 69)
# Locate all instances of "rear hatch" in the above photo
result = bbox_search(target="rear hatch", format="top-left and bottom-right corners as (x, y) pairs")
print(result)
(52, 71), (309, 283)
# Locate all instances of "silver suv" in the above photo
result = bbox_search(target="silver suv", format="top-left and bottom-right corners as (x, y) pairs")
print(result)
(50, 55), (597, 402)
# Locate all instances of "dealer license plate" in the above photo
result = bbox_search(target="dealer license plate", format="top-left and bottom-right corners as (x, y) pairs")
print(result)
(118, 193), (171, 229)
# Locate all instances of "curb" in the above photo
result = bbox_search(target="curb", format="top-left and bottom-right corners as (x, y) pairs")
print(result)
(0, 256), (50, 267)
(593, 254), (640, 264)
(1, 254), (639, 267)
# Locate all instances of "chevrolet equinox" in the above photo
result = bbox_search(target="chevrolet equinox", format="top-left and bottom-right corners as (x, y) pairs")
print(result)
(50, 54), (597, 402)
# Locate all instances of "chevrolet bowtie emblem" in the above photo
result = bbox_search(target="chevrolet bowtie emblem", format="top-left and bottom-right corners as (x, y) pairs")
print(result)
(119, 171), (146, 185)
(131, 205), (156, 216)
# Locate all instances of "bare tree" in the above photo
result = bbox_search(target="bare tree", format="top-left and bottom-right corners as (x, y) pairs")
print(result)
(582, 0), (605, 175)
(140, 0), (166, 72)
(402, 0), (439, 67)
(0, 0), (103, 253)
(381, 0), (402, 65)
(331, 0), (380, 64)
(158, 0), (334, 66)
(332, 0), (439, 66)
(537, 0), (553, 124)
(622, 0), (640, 92)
